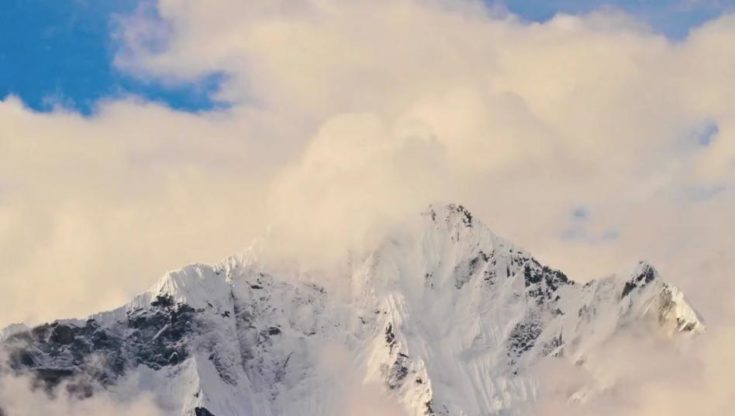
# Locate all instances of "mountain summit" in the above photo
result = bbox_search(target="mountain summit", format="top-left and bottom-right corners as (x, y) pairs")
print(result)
(0, 204), (704, 415)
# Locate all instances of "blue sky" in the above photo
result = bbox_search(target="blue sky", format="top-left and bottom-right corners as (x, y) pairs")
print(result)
(1, 0), (732, 115)
(494, 0), (730, 38)
(0, 0), (223, 114)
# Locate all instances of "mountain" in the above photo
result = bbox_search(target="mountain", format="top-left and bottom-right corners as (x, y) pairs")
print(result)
(0, 204), (704, 415)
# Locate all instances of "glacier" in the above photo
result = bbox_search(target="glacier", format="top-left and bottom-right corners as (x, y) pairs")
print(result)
(0, 204), (704, 415)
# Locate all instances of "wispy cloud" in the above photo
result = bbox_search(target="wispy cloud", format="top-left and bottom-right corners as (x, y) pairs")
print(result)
(1, 2), (735, 412)
(1, 0), (734, 322)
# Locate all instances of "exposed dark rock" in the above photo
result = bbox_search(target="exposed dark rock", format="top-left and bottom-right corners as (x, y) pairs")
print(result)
(49, 325), (76, 345)
(447, 204), (473, 227)
(31, 324), (51, 341)
(387, 353), (410, 390)
(455, 250), (493, 289)
(637, 263), (657, 284)
(521, 259), (571, 305)
(507, 318), (543, 357)
(9, 349), (34, 367)
(126, 300), (195, 369)
(621, 281), (637, 298)
(385, 323), (396, 350)
(34, 368), (75, 391)
(425, 273), (434, 289)
(621, 263), (658, 298)
(681, 321), (697, 332)
(542, 333), (564, 357)
(194, 407), (216, 416)
(151, 294), (175, 308)
(425, 401), (432, 414)
(458, 205), (473, 227)
(1, 297), (199, 398)
(469, 251), (489, 274)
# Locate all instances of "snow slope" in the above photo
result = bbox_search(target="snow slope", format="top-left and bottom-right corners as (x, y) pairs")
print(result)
(0, 204), (704, 415)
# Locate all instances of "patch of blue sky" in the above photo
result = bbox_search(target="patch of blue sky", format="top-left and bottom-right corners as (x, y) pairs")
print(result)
(0, 0), (225, 115)
(695, 121), (719, 147)
(562, 206), (620, 243)
(674, 120), (720, 150)
(1, 0), (731, 115)
(488, 0), (732, 40)
(571, 206), (590, 220)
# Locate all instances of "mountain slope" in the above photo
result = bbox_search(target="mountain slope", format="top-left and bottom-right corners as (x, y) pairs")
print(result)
(0, 204), (704, 415)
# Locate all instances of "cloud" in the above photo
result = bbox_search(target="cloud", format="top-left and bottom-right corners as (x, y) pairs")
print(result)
(2, 1), (735, 414)
(533, 318), (735, 416)
(0, 97), (277, 325)
(0, 371), (163, 416)
(317, 342), (408, 416)
(1, 4), (735, 414)
(112, 0), (735, 288)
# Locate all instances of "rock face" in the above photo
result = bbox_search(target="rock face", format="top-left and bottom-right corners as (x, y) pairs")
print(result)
(0, 204), (704, 416)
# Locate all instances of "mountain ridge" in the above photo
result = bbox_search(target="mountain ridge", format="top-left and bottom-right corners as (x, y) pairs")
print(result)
(0, 203), (704, 415)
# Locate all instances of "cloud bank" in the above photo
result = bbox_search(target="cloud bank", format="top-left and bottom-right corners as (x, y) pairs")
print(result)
(3, 0), (734, 324)
(0, 370), (162, 416)
(1, 1), (735, 412)
(533, 320), (735, 415)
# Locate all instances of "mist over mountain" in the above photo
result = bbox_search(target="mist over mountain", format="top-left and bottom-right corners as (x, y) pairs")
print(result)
(0, 205), (704, 416)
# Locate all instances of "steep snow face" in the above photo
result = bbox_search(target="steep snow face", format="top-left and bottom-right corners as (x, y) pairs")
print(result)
(0, 204), (704, 416)
(350, 204), (704, 415)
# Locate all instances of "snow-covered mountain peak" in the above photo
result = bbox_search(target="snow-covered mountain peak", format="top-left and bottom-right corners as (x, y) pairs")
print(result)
(152, 264), (232, 311)
(615, 261), (704, 336)
(420, 203), (512, 247)
(424, 203), (476, 228)
(621, 260), (659, 297)
(0, 204), (705, 416)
